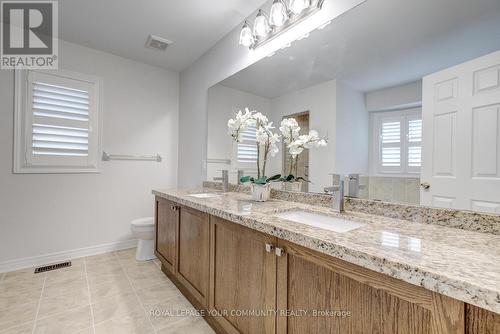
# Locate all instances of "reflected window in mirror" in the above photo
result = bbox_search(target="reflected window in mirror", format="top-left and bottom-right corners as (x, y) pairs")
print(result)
(371, 108), (422, 176)
(234, 124), (258, 172)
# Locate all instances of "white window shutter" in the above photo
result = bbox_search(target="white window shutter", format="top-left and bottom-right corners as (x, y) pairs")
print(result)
(31, 82), (90, 157)
(14, 70), (101, 173)
(407, 117), (422, 171)
(237, 125), (258, 163)
(373, 108), (422, 175)
(380, 120), (402, 168)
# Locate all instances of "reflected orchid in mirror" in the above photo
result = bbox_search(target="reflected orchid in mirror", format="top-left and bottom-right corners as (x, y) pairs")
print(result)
(227, 108), (281, 183)
(227, 108), (253, 142)
(280, 118), (328, 180)
(280, 118), (301, 145)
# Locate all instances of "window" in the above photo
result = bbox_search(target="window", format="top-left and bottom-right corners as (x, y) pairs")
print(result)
(233, 125), (258, 169)
(380, 120), (402, 168)
(232, 126), (257, 175)
(14, 69), (102, 173)
(407, 116), (422, 170)
(372, 108), (422, 175)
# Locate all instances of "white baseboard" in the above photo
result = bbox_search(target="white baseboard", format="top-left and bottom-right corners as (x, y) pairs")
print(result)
(0, 239), (138, 273)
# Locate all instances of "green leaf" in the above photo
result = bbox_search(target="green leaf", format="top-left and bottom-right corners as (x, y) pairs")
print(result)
(240, 176), (254, 183)
(295, 177), (310, 183)
(255, 176), (268, 185)
(286, 174), (295, 182)
(266, 174), (281, 182)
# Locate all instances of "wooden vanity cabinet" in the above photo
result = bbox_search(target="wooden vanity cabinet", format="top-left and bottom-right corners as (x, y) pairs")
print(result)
(209, 216), (277, 334)
(466, 304), (500, 334)
(155, 200), (498, 334)
(275, 240), (465, 334)
(177, 205), (210, 307)
(155, 197), (178, 275)
(155, 197), (210, 307)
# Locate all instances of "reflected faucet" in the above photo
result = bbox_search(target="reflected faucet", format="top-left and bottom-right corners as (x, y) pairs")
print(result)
(324, 174), (345, 212)
(213, 170), (229, 192)
(347, 174), (366, 198)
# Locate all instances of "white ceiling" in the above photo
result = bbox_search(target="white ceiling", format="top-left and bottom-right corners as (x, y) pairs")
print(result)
(58, 0), (268, 72)
(220, 0), (500, 97)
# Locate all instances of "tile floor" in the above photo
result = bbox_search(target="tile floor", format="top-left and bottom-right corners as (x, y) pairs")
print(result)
(0, 248), (215, 334)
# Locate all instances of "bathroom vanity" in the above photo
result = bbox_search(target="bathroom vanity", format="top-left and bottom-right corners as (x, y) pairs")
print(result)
(154, 1), (500, 333)
(152, 188), (500, 334)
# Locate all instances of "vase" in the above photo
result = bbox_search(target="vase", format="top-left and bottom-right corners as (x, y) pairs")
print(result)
(251, 183), (271, 202)
(283, 181), (302, 192)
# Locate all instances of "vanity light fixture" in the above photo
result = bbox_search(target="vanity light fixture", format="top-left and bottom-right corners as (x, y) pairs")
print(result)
(289, 0), (311, 15)
(269, 0), (289, 27)
(240, 0), (324, 50)
(239, 21), (254, 47)
(253, 9), (271, 39)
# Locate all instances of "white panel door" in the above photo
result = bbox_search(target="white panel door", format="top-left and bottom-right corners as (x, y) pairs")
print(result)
(421, 50), (500, 213)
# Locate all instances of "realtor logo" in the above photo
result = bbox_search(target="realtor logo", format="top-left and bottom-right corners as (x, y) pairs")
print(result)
(1, 1), (58, 69)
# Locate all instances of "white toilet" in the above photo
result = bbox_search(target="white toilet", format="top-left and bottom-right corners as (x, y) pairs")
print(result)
(130, 217), (156, 261)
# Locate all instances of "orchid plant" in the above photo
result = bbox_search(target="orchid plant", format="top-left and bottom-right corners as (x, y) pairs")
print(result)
(279, 117), (328, 182)
(227, 108), (281, 185)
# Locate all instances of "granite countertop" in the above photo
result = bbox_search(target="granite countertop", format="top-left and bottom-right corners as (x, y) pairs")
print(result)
(152, 188), (500, 315)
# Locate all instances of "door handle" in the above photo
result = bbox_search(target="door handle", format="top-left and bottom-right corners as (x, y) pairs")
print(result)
(265, 243), (275, 253)
(420, 182), (431, 190)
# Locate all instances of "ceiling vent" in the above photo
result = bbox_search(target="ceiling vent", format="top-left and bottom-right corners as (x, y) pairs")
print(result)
(145, 34), (172, 51)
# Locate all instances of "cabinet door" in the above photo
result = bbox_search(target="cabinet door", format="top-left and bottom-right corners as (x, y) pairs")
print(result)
(466, 304), (500, 334)
(209, 216), (277, 334)
(155, 197), (177, 275)
(276, 240), (464, 334)
(177, 205), (210, 307)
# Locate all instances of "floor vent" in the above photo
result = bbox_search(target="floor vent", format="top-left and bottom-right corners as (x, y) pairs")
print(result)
(34, 261), (71, 274)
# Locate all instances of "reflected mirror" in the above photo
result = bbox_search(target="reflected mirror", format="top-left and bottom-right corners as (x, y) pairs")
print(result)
(205, 0), (500, 213)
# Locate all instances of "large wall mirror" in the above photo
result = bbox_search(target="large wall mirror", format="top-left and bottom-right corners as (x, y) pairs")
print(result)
(205, 0), (500, 214)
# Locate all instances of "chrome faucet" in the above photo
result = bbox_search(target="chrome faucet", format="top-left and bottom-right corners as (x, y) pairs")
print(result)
(324, 174), (345, 212)
(213, 170), (229, 192)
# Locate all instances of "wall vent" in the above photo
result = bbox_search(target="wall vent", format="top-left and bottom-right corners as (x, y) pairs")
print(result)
(145, 34), (172, 51)
(34, 261), (72, 274)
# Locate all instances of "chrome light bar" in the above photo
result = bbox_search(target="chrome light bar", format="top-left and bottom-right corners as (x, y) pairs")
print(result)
(242, 0), (325, 50)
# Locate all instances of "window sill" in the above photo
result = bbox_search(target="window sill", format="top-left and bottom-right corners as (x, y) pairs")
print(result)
(13, 165), (101, 174)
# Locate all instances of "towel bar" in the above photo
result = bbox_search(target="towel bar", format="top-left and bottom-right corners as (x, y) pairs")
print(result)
(102, 151), (162, 162)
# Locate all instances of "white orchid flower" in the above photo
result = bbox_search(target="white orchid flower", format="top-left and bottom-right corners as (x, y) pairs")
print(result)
(227, 108), (256, 142)
(253, 112), (269, 125)
(227, 108), (281, 179)
(279, 118), (301, 145)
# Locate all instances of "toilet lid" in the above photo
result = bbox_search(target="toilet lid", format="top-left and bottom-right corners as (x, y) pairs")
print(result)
(131, 217), (154, 226)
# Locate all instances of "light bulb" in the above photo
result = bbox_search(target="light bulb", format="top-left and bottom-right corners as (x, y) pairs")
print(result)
(253, 9), (270, 39)
(289, 0), (310, 15)
(239, 21), (254, 47)
(269, 0), (288, 27)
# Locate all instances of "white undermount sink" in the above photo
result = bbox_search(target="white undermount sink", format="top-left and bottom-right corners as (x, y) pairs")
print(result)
(188, 193), (222, 198)
(275, 210), (364, 233)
